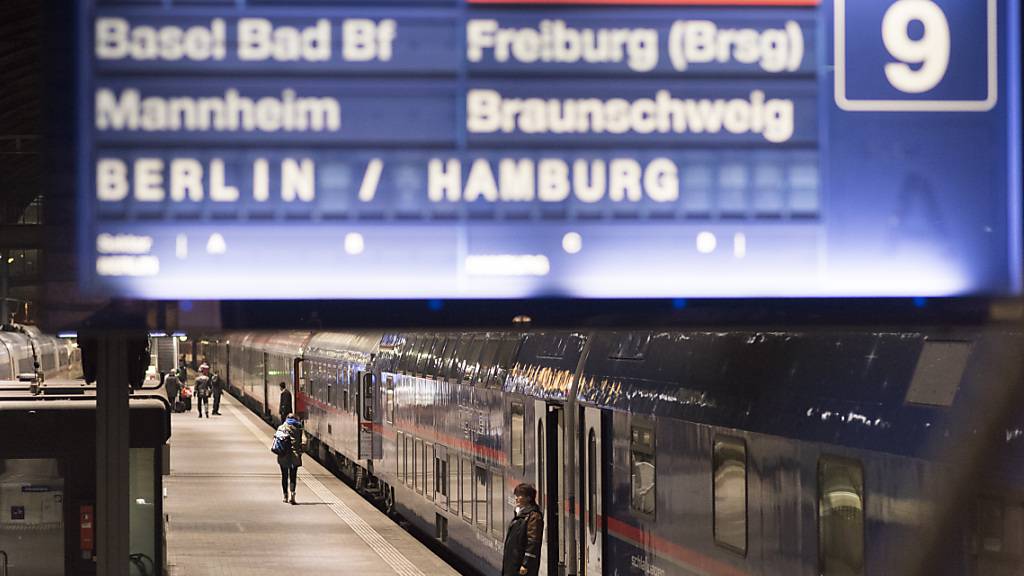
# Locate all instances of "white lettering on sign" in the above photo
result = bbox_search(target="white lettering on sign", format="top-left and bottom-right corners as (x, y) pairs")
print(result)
(343, 19), (397, 62)
(95, 18), (227, 61)
(668, 20), (804, 73)
(237, 18), (332, 62)
(467, 19), (659, 73)
(96, 158), (315, 203)
(96, 233), (153, 254)
(95, 88), (341, 133)
(428, 158), (678, 204)
(96, 256), (160, 277)
(467, 89), (795, 144)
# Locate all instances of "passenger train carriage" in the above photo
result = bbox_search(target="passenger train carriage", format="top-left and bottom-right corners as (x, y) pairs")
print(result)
(0, 324), (79, 381)
(197, 328), (1024, 576)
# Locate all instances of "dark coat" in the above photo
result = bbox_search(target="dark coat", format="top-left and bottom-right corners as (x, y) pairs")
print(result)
(502, 503), (543, 576)
(194, 375), (211, 398)
(279, 388), (293, 419)
(275, 418), (303, 468)
(210, 374), (222, 396)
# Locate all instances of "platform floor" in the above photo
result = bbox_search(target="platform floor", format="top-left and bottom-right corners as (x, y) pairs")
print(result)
(165, 394), (460, 576)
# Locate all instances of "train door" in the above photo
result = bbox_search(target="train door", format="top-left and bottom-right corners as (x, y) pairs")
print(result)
(262, 352), (271, 420)
(358, 371), (382, 460)
(536, 400), (566, 576)
(580, 406), (607, 576)
(293, 358), (306, 420)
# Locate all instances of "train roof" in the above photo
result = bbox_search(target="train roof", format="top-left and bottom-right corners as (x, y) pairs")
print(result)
(305, 331), (383, 358)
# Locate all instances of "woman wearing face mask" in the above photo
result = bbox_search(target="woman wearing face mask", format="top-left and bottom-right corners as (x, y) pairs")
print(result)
(502, 483), (544, 576)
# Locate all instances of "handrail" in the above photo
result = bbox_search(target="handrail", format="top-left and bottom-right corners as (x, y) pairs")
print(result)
(1, 549), (8, 576)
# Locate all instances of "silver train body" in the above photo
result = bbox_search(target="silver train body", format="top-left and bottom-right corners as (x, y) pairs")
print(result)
(0, 324), (80, 381)
(198, 328), (1024, 576)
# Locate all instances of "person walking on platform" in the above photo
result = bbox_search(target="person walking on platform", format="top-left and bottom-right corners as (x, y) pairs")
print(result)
(163, 371), (180, 412)
(210, 370), (223, 415)
(194, 366), (212, 418)
(502, 483), (544, 576)
(278, 381), (292, 422)
(274, 413), (304, 504)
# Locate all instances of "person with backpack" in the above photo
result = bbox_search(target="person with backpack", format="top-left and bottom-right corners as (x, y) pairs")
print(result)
(273, 413), (304, 504)
(194, 366), (212, 418)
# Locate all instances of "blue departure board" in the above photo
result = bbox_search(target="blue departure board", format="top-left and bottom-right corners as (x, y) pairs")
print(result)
(77, 0), (1021, 299)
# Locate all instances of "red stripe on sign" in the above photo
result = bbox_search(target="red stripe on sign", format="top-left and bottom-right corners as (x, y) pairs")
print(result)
(468, 0), (818, 5)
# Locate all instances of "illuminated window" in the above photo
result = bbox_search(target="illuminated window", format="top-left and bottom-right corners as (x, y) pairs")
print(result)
(511, 401), (525, 472)
(818, 457), (864, 576)
(713, 436), (747, 554)
(630, 425), (655, 516)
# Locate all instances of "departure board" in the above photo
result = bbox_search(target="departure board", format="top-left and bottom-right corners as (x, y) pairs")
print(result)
(77, 0), (1021, 299)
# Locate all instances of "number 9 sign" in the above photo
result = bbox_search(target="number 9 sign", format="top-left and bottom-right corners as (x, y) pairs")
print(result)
(834, 0), (998, 112)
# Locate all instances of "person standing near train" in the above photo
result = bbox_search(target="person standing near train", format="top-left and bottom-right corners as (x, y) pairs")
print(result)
(163, 370), (179, 410)
(194, 365), (212, 418)
(210, 370), (223, 415)
(503, 483), (544, 576)
(278, 381), (292, 422)
(275, 412), (304, 504)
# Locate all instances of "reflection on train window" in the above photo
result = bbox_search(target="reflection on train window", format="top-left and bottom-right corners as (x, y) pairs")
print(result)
(462, 457), (473, 522)
(440, 336), (460, 383)
(475, 337), (502, 387)
(713, 436), (747, 555)
(403, 434), (411, 486)
(414, 438), (423, 494)
(475, 465), (490, 530)
(588, 428), (597, 541)
(974, 498), (1024, 559)
(396, 432), (404, 482)
(537, 419), (545, 510)
(610, 332), (652, 361)
(386, 377), (394, 424)
(490, 468), (504, 538)
(492, 338), (521, 388)
(426, 443), (435, 501)
(511, 401), (525, 473)
(818, 457), (864, 576)
(630, 425), (655, 516)
(450, 454), (460, 516)
(462, 337), (486, 385)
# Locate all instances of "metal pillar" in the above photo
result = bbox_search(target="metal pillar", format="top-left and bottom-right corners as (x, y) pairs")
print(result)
(96, 336), (130, 576)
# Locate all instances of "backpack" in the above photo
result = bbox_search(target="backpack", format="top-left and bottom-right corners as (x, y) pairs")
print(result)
(271, 427), (292, 456)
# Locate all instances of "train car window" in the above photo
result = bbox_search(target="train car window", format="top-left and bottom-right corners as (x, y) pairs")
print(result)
(537, 420), (545, 509)
(439, 336), (460, 383)
(462, 457), (473, 522)
(403, 434), (411, 486)
(610, 332), (652, 361)
(414, 438), (423, 494)
(396, 432), (404, 482)
(537, 335), (568, 359)
(414, 336), (436, 377)
(905, 340), (972, 407)
(511, 402), (525, 473)
(630, 425), (656, 517)
(462, 337), (486, 385)
(435, 450), (446, 508)
(491, 338), (521, 389)
(588, 428), (597, 539)
(475, 465), (489, 530)
(426, 443), (435, 500)
(397, 336), (417, 374)
(449, 336), (473, 384)
(818, 457), (865, 576)
(973, 498), (1024, 559)
(713, 436), (747, 555)
(450, 454), (460, 516)
(490, 468), (504, 538)
(386, 376), (395, 424)
(474, 337), (502, 387)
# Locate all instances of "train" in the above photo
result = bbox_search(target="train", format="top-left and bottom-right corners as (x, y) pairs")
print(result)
(0, 323), (80, 382)
(196, 327), (1024, 576)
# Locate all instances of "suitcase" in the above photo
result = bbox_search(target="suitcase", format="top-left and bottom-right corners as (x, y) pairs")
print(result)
(174, 400), (185, 413)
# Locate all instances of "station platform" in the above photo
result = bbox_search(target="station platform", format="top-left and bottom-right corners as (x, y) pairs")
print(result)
(164, 394), (460, 576)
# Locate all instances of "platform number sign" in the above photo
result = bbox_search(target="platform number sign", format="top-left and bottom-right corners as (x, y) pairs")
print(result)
(835, 0), (998, 111)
